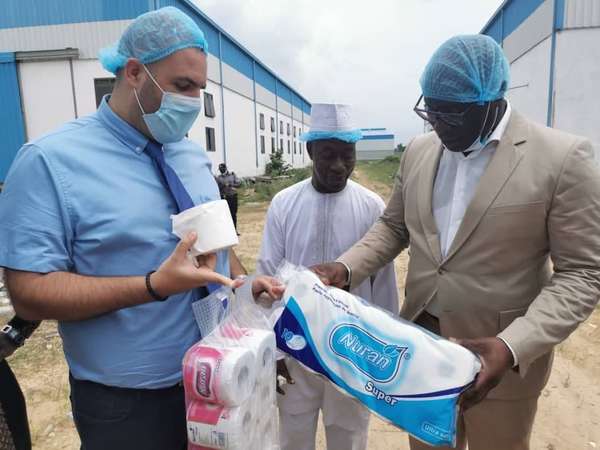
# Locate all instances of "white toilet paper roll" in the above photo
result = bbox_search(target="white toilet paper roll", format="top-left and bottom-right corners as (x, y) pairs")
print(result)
(217, 326), (276, 378)
(256, 376), (276, 408)
(255, 406), (278, 450)
(183, 345), (256, 406)
(243, 330), (276, 378)
(187, 401), (253, 450)
(171, 200), (239, 256)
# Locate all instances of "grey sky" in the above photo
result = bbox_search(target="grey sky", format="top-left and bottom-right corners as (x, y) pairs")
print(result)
(194, 0), (504, 144)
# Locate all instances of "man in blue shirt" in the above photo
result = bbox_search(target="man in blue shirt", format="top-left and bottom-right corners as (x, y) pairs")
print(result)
(0, 7), (281, 449)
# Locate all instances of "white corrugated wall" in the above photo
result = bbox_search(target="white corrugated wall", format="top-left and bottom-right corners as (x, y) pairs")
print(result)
(564, 0), (600, 29)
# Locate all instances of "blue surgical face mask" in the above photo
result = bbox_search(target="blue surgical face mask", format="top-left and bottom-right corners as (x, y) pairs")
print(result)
(134, 65), (202, 144)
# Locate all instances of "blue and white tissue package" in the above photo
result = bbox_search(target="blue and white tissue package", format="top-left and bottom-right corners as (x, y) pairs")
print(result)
(273, 269), (481, 447)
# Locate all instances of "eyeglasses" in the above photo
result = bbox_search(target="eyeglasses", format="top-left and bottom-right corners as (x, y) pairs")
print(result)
(413, 95), (476, 128)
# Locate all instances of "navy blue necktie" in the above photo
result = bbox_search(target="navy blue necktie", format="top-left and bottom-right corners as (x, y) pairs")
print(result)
(145, 140), (219, 296)
(145, 140), (195, 213)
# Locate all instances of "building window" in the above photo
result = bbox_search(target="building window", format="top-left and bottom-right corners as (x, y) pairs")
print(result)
(280, 138), (283, 151)
(287, 140), (291, 154)
(279, 120), (283, 133)
(94, 78), (116, 107)
(271, 117), (275, 132)
(205, 127), (216, 152)
(259, 113), (265, 130)
(204, 92), (215, 118)
(299, 143), (302, 154)
(294, 126), (297, 137)
(271, 137), (275, 153)
(294, 142), (297, 154)
(287, 123), (290, 136)
(260, 135), (266, 154)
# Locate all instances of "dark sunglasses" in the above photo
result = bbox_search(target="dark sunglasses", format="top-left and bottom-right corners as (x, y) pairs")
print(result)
(413, 95), (476, 127)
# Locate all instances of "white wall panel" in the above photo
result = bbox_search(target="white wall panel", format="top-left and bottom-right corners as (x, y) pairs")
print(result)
(19, 60), (75, 140)
(564, 0), (600, 29)
(255, 84), (276, 110)
(356, 139), (395, 152)
(357, 150), (395, 161)
(277, 98), (292, 117)
(291, 118), (308, 168)
(0, 20), (131, 59)
(191, 80), (224, 171)
(255, 103), (277, 173)
(221, 62), (253, 99)
(554, 28), (600, 153)
(222, 89), (257, 177)
(207, 53), (221, 84)
(72, 59), (113, 117)
(503, 0), (553, 63)
(292, 106), (302, 120)
(505, 36), (551, 126)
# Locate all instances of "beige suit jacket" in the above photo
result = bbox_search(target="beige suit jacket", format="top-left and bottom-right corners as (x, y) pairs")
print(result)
(339, 111), (600, 400)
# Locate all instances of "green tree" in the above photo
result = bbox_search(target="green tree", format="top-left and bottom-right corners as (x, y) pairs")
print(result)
(265, 149), (291, 176)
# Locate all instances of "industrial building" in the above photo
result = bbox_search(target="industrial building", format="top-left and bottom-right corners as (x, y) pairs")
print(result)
(356, 128), (396, 161)
(0, 0), (312, 181)
(482, 0), (600, 152)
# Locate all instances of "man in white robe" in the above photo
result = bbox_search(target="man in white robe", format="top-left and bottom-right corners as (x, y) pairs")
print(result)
(257, 103), (399, 450)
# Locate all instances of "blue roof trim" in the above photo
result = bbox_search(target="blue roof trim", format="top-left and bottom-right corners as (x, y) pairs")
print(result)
(159, 0), (220, 57)
(1, 0), (310, 109)
(173, 0), (310, 108)
(0, 52), (16, 63)
(0, 0), (148, 29)
(304, 101), (311, 115)
(361, 127), (387, 131)
(254, 63), (277, 96)
(291, 92), (304, 110)
(361, 134), (394, 140)
(277, 83), (292, 103)
(481, 0), (547, 42)
(221, 34), (253, 80)
(555, 0), (565, 29)
(486, 14), (503, 44)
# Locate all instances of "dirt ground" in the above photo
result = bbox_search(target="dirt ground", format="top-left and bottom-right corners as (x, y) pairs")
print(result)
(4, 167), (600, 449)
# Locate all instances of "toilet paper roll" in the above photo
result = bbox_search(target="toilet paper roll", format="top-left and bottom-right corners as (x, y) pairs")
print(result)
(256, 376), (276, 408)
(254, 406), (278, 450)
(187, 401), (253, 450)
(244, 330), (276, 378)
(217, 326), (276, 378)
(183, 345), (256, 406)
(172, 200), (239, 256)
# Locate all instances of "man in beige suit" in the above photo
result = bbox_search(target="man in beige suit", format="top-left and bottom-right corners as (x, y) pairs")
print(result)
(313, 35), (600, 450)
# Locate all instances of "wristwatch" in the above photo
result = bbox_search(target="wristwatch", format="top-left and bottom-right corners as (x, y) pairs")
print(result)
(338, 261), (353, 287)
(1, 324), (26, 348)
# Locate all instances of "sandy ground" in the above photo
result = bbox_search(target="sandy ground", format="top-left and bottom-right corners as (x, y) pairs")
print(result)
(4, 168), (600, 449)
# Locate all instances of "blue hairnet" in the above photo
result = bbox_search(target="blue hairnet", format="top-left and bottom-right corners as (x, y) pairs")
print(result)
(420, 34), (510, 104)
(99, 7), (208, 75)
(299, 130), (363, 144)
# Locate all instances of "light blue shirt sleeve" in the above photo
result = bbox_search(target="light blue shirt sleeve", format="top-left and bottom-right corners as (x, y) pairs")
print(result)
(0, 144), (73, 273)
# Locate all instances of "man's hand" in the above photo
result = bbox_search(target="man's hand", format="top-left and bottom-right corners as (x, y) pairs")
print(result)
(152, 232), (233, 297)
(276, 359), (295, 395)
(310, 262), (349, 288)
(231, 276), (285, 302)
(251, 276), (285, 301)
(455, 337), (514, 411)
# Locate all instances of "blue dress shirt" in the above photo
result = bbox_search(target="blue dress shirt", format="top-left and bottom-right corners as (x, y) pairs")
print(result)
(0, 96), (229, 388)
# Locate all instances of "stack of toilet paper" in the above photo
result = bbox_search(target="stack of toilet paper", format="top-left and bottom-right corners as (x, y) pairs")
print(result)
(273, 264), (482, 448)
(183, 323), (278, 450)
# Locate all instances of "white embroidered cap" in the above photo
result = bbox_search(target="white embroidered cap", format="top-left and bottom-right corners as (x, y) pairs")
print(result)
(300, 103), (362, 143)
